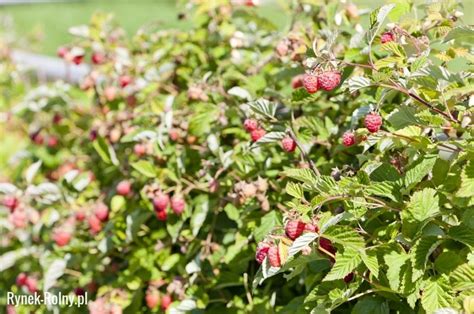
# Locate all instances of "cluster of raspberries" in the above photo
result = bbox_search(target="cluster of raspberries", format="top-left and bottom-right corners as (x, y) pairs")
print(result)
(244, 118), (297, 152)
(294, 71), (342, 94)
(342, 112), (383, 147)
(255, 219), (354, 283)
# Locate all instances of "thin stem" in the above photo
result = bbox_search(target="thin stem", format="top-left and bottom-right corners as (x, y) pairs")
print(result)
(347, 289), (374, 302)
(340, 60), (374, 70)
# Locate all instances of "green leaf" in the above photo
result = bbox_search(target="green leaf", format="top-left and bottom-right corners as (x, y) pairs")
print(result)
(386, 106), (420, 130)
(411, 236), (443, 281)
(352, 297), (389, 314)
(365, 181), (402, 203)
(254, 211), (280, 242)
(190, 195), (209, 237)
(111, 195), (126, 213)
(457, 161), (474, 198)
(324, 250), (361, 281)
(324, 226), (365, 251)
(93, 137), (119, 166)
(288, 232), (318, 257)
(131, 160), (156, 178)
(450, 263), (474, 291)
(403, 155), (437, 191)
(282, 168), (318, 186)
(251, 131), (286, 146)
(421, 277), (454, 313)
(248, 98), (278, 120)
(406, 188), (440, 222)
(361, 250), (379, 279)
(223, 203), (240, 223)
(161, 254), (180, 271)
(285, 182), (304, 199)
(384, 250), (410, 292)
(346, 76), (372, 93)
(443, 25), (474, 43)
(448, 224), (474, 247)
(368, 163), (402, 182)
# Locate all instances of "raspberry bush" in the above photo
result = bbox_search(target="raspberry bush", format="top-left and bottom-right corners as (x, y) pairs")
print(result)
(1, 1), (473, 313)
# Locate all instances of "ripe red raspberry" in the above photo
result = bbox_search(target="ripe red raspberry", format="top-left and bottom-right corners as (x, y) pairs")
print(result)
(91, 52), (105, 65)
(47, 136), (59, 148)
(52, 113), (62, 124)
(3, 196), (18, 212)
(285, 220), (306, 240)
(267, 246), (281, 267)
(133, 143), (146, 157)
(94, 203), (109, 222)
(317, 71), (341, 91)
(250, 128), (266, 142)
(281, 136), (297, 152)
(364, 112), (383, 133)
(244, 118), (259, 132)
(156, 210), (167, 221)
(88, 215), (102, 235)
(319, 238), (336, 254)
(25, 277), (38, 293)
(161, 294), (172, 310)
(116, 180), (132, 196)
(381, 31), (395, 44)
(57, 46), (68, 59)
(171, 196), (186, 215)
(255, 242), (270, 264)
(291, 74), (304, 89)
(53, 230), (72, 247)
(16, 273), (27, 286)
(119, 75), (132, 88)
(304, 223), (319, 233)
(145, 290), (160, 309)
(74, 287), (86, 296)
(342, 132), (356, 147)
(302, 74), (318, 94)
(153, 193), (170, 211)
(344, 272), (354, 283)
(72, 55), (83, 65)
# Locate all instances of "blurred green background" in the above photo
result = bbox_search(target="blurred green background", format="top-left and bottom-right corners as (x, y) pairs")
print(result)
(1, 0), (471, 56)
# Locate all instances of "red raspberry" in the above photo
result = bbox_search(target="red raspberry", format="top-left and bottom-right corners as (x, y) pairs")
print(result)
(119, 75), (132, 88)
(52, 113), (62, 124)
(381, 31), (395, 44)
(317, 71), (341, 91)
(304, 223), (319, 233)
(116, 180), (132, 196)
(25, 277), (38, 293)
(255, 242), (270, 264)
(133, 143), (146, 157)
(57, 46), (68, 58)
(94, 203), (109, 222)
(10, 209), (27, 228)
(3, 196), (18, 212)
(153, 193), (170, 211)
(53, 230), (72, 247)
(72, 55), (83, 65)
(302, 74), (318, 94)
(291, 74), (304, 89)
(88, 215), (102, 235)
(171, 196), (185, 215)
(342, 132), (356, 147)
(161, 294), (172, 310)
(285, 220), (306, 240)
(156, 210), (167, 221)
(267, 246), (281, 267)
(364, 112), (383, 133)
(319, 238), (336, 254)
(145, 290), (160, 309)
(47, 136), (58, 148)
(250, 128), (266, 142)
(91, 52), (105, 65)
(243, 118), (259, 132)
(16, 273), (27, 286)
(344, 272), (354, 283)
(281, 136), (297, 152)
